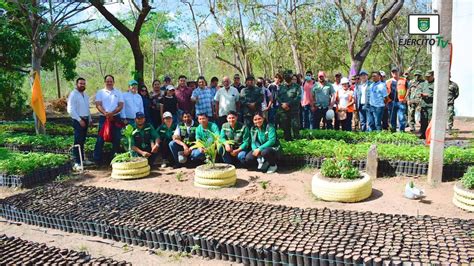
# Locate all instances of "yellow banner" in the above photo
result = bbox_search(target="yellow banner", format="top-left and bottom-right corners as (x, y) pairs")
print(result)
(30, 71), (46, 125)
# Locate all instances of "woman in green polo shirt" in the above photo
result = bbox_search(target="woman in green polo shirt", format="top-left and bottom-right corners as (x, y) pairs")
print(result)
(156, 111), (177, 167)
(245, 111), (280, 173)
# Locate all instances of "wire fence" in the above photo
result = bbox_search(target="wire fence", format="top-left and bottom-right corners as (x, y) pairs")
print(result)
(1, 204), (468, 266)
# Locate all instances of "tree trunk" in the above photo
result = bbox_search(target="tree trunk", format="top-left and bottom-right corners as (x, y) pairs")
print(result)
(31, 52), (45, 135)
(196, 37), (203, 76)
(152, 38), (157, 82)
(290, 42), (303, 75)
(129, 36), (145, 86)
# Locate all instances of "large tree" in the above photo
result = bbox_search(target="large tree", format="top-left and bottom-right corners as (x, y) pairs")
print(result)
(335, 0), (404, 75)
(90, 0), (151, 85)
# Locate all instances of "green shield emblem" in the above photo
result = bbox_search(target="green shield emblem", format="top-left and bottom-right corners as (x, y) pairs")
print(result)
(418, 18), (430, 32)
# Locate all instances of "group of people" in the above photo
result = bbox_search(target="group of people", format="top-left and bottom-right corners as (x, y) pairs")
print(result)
(67, 69), (459, 173)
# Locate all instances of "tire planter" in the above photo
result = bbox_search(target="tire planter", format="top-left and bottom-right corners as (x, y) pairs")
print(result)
(453, 182), (474, 212)
(111, 157), (150, 180)
(311, 172), (372, 203)
(194, 163), (236, 188)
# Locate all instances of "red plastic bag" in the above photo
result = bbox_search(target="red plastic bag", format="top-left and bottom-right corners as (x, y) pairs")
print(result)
(99, 118), (113, 142)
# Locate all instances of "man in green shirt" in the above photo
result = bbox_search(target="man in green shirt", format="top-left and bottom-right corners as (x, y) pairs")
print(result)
(156, 111), (177, 167)
(131, 112), (160, 165)
(276, 74), (301, 141)
(419, 70), (434, 139)
(447, 79), (459, 131)
(169, 112), (198, 168)
(311, 71), (335, 129)
(220, 111), (250, 165)
(240, 75), (264, 127)
(192, 113), (220, 163)
(407, 70), (424, 132)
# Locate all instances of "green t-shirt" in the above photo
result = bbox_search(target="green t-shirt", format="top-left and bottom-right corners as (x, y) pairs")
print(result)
(220, 122), (250, 150)
(312, 82), (335, 108)
(196, 122), (220, 143)
(250, 123), (280, 150)
(131, 123), (159, 151)
(156, 123), (177, 142)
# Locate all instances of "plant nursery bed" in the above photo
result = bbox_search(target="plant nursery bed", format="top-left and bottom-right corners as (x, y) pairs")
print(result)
(0, 234), (130, 265)
(1, 184), (472, 265)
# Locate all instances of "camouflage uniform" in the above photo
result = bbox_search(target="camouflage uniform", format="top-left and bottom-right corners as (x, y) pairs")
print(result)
(240, 85), (264, 128)
(407, 71), (424, 132)
(447, 80), (459, 130)
(276, 83), (301, 141)
(419, 71), (434, 139)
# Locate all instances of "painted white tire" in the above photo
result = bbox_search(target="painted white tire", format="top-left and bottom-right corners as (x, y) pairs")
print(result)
(194, 163), (236, 180)
(112, 158), (148, 170)
(111, 170), (150, 180)
(453, 182), (474, 199)
(312, 172), (372, 203)
(112, 165), (150, 176)
(194, 176), (236, 187)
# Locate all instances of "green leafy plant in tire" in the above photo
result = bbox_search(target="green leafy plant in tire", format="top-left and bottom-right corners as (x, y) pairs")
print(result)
(111, 125), (134, 164)
(461, 167), (474, 190)
(321, 158), (360, 180)
(190, 131), (233, 167)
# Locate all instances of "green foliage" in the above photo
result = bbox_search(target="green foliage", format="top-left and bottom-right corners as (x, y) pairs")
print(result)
(0, 148), (69, 175)
(0, 122), (73, 135)
(461, 167), (474, 190)
(190, 131), (233, 167)
(111, 152), (132, 164)
(111, 124), (135, 164)
(0, 72), (28, 120)
(321, 158), (360, 180)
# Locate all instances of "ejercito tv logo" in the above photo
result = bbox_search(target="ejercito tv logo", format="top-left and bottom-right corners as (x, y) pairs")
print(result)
(408, 14), (440, 35)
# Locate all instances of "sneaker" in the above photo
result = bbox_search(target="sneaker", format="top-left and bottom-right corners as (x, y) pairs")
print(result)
(161, 159), (169, 168)
(83, 160), (94, 166)
(266, 164), (278, 174)
(257, 157), (264, 170)
(73, 163), (83, 171)
(260, 161), (270, 172)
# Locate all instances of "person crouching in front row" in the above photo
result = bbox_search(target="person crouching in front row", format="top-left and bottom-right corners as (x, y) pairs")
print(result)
(220, 111), (250, 165)
(131, 112), (160, 165)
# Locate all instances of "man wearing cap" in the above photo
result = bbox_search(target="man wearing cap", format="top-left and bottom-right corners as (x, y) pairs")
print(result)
(175, 75), (193, 117)
(122, 80), (144, 126)
(169, 112), (198, 168)
(407, 70), (424, 132)
(67, 77), (93, 170)
(131, 112), (159, 165)
(419, 70), (435, 139)
(191, 76), (214, 120)
(447, 79), (459, 132)
(161, 76), (172, 91)
(233, 74), (245, 93)
(312, 71), (335, 129)
(214, 76), (240, 127)
(193, 113), (220, 163)
(354, 70), (372, 132)
(368, 71), (388, 131)
(156, 111), (177, 167)
(276, 74), (301, 140)
(240, 75), (264, 127)
(386, 67), (409, 132)
(220, 111), (249, 165)
(94, 75), (124, 164)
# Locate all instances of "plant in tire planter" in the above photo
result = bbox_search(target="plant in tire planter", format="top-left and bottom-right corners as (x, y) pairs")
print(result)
(190, 131), (236, 188)
(111, 125), (150, 180)
(453, 167), (474, 212)
(311, 158), (372, 202)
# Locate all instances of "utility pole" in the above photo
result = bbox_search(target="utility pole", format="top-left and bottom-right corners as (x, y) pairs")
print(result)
(428, 0), (453, 185)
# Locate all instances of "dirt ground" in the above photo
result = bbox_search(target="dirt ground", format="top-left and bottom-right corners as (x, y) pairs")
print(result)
(1, 117), (473, 265)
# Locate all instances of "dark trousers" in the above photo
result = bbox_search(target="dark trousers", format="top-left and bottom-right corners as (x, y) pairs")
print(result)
(341, 112), (353, 131)
(333, 107), (340, 130)
(245, 147), (278, 168)
(278, 109), (300, 141)
(382, 106), (389, 130)
(160, 139), (174, 162)
(419, 107), (432, 139)
(313, 107), (332, 129)
(93, 116), (122, 162)
(72, 119), (88, 164)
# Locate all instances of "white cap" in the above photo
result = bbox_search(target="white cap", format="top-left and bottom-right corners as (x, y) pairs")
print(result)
(166, 85), (175, 91)
(379, 70), (386, 77)
(340, 77), (350, 84)
(163, 111), (173, 119)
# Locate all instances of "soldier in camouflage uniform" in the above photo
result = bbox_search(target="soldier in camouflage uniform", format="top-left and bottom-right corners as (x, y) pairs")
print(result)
(447, 80), (459, 131)
(419, 70), (434, 139)
(276, 74), (301, 141)
(407, 70), (424, 132)
(240, 75), (264, 128)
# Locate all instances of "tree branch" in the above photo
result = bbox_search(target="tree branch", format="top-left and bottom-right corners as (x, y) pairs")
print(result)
(90, 0), (133, 39)
(216, 54), (242, 73)
(133, 0), (151, 34)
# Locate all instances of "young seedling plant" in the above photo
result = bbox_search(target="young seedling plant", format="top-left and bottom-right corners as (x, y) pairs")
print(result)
(190, 131), (233, 168)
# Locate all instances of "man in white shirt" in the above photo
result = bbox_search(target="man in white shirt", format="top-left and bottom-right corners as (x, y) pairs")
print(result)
(214, 76), (240, 127)
(67, 77), (92, 169)
(122, 80), (144, 126)
(93, 74), (124, 164)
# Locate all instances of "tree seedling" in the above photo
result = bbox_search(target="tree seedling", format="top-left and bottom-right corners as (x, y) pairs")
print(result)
(259, 181), (269, 190)
(175, 171), (185, 182)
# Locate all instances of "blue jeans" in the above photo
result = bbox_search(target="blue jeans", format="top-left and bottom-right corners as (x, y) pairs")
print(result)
(389, 102), (407, 132)
(72, 119), (88, 164)
(358, 105), (371, 132)
(169, 140), (183, 165)
(301, 105), (313, 129)
(190, 149), (206, 162)
(222, 150), (247, 165)
(93, 116), (122, 162)
(369, 106), (384, 131)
